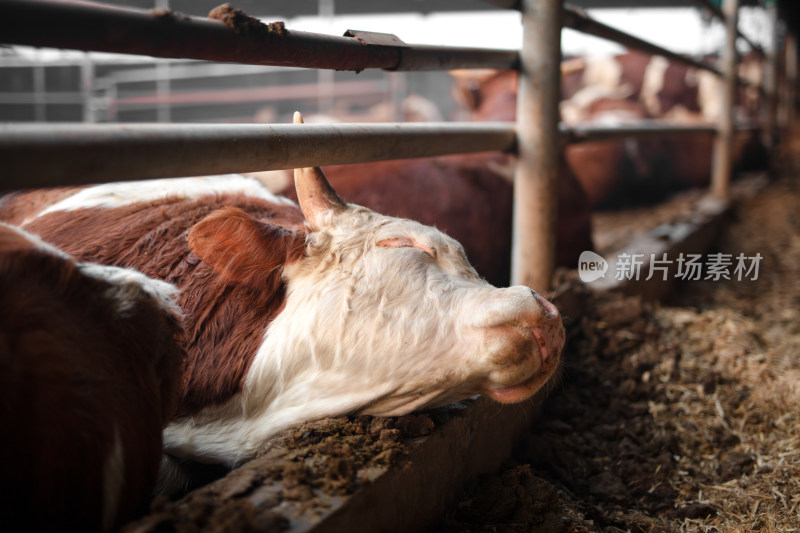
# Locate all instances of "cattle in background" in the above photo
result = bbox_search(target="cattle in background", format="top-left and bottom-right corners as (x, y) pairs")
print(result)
(453, 68), (666, 209)
(2, 122), (566, 489)
(561, 50), (768, 174)
(453, 50), (768, 207)
(0, 223), (184, 532)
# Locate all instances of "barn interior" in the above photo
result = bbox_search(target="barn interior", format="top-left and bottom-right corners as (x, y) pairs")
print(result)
(1, 0), (799, 531)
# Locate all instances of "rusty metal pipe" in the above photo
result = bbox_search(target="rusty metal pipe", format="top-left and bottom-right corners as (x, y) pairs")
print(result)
(0, 0), (518, 72)
(561, 122), (719, 145)
(512, 0), (563, 292)
(783, 33), (798, 126)
(390, 45), (519, 71)
(0, 122), (516, 192)
(762, 1), (780, 152)
(710, 0), (739, 201)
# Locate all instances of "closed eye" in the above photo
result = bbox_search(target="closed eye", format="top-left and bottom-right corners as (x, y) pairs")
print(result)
(376, 237), (436, 258)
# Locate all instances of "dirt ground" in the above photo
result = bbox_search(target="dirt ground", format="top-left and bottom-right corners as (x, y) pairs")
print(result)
(444, 145), (800, 531)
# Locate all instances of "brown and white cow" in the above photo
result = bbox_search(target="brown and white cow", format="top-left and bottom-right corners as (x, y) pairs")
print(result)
(2, 117), (565, 475)
(0, 223), (184, 531)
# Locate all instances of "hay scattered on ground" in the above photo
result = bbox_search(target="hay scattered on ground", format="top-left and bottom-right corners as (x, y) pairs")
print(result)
(447, 143), (800, 532)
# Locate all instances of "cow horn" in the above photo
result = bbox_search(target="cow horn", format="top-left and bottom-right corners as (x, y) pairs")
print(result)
(293, 112), (347, 229)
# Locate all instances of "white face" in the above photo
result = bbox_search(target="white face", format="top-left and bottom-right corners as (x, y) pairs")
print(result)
(246, 204), (565, 423)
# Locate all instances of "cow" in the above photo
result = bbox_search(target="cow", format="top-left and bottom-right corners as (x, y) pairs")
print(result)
(0, 223), (184, 532)
(2, 114), (566, 489)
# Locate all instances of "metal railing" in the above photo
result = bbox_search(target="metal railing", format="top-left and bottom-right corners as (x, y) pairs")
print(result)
(0, 122), (517, 190)
(0, 0), (788, 291)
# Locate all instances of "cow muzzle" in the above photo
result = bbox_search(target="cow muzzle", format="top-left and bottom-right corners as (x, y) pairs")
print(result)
(477, 287), (565, 404)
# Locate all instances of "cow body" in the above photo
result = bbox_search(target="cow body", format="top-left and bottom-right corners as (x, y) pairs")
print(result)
(0, 223), (184, 531)
(3, 158), (565, 470)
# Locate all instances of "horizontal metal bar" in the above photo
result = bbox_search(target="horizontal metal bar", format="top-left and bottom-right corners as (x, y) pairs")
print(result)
(560, 121), (719, 144)
(1, 119), (761, 192)
(480, 0), (522, 10)
(113, 80), (387, 107)
(388, 44), (519, 71)
(562, 5), (724, 77)
(0, 92), (86, 105)
(0, 0), (518, 72)
(98, 63), (307, 88)
(0, 122), (517, 192)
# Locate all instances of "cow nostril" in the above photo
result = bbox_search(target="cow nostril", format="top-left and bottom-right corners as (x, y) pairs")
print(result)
(530, 289), (559, 319)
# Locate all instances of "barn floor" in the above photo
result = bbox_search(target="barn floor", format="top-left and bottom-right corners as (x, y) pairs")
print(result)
(444, 135), (800, 532)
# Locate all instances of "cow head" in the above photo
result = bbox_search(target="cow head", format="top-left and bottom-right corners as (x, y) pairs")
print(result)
(181, 113), (565, 460)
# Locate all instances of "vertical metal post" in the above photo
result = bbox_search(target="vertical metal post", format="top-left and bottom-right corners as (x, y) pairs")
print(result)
(710, 0), (738, 200)
(155, 0), (171, 123)
(154, 0), (172, 122)
(33, 64), (46, 122)
(80, 53), (95, 123)
(511, 0), (563, 292)
(317, 0), (335, 116)
(155, 61), (171, 123)
(762, 0), (780, 148)
(785, 32), (798, 126)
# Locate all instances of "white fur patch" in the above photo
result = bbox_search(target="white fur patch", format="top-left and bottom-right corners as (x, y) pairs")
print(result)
(560, 85), (635, 126)
(77, 263), (181, 319)
(641, 56), (670, 116)
(697, 70), (723, 121)
(39, 174), (293, 216)
(583, 55), (625, 95)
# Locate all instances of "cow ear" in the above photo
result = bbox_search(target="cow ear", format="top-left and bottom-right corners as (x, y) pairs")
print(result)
(188, 207), (306, 285)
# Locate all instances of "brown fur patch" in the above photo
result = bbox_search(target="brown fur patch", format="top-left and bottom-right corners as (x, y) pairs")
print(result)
(0, 186), (86, 226)
(189, 206), (306, 286)
(22, 193), (307, 417)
